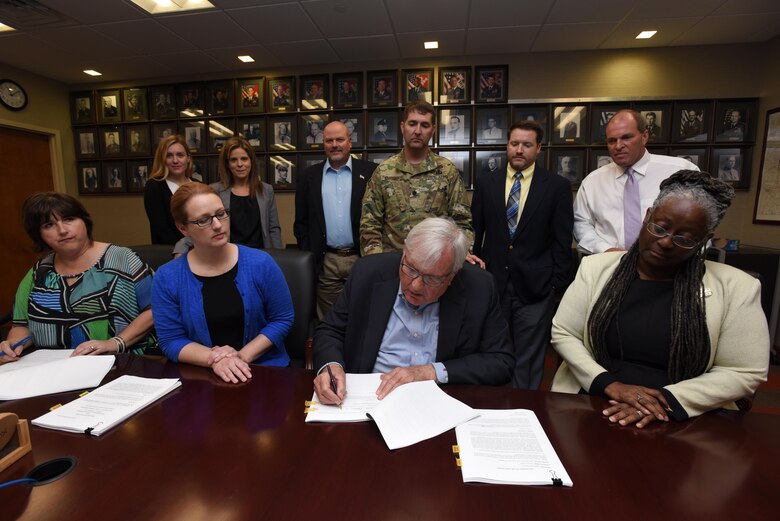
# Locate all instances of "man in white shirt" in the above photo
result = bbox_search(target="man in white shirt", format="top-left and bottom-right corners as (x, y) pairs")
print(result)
(573, 110), (698, 254)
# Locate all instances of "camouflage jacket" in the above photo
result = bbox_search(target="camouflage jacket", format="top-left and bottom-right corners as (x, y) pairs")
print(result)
(359, 150), (473, 255)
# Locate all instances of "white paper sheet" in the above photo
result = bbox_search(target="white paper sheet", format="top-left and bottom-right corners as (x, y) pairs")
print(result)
(0, 351), (115, 400)
(305, 373), (382, 422)
(455, 409), (573, 486)
(32, 375), (181, 436)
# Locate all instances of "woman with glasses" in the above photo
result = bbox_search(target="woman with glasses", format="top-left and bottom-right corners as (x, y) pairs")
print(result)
(551, 170), (768, 427)
(172, 136), (281, 256)
(152, 183), (293, 383)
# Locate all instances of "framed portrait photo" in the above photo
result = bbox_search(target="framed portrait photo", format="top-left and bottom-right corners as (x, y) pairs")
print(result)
(590, 104), (623, 145)
(236, 78), (264, 114)
(439, 67), (470, 105)
(152, 123), (177, 148)
(588, 149), (614, 173)
(337, 112), (364, 148)
(269, 154), (296, 191)
(127, 160), (150, 193)
(77, 162), (100, 194)
(333, 72), (363, 109)
(149, 85), (177, 120)
(300, 75), (329, 111)
(552, 105), (587, 144)
(438, 108), (471, 146)
(367, 150), (399, 165)
(402, 68), (433, 104)
(102, 161), (126, 193)
(475, 65), (508, 103)
(475, 150), (505, 181)
(97, 89), (122, 124)
(238, 117), (265, 152)
(180, 120), (205, 153)
(754, 107), (780, 224)
(269, 115), (297, 151)
(207, 81), (234, 116)
(300, 114), (330, 150)
(125, 124), (151, 157)
(190, 157), (207, 183)
(670, 148), (708, 171)
(177, 84), (205, 117)
(551, 149), (586, 188)
(208, 118), (235, 154)
(673, 102), (711, 143)
(437, 149), (472, 190)
(476, 106), (509, 145)
(711, 146), (751, 189)
(123, 88), (148, 122)
(268, 77), (295, 112)
(632, 103), (670, 144)
(100, 126), (123, 156)
(368, 111), (399, 147)
(74, 127), (98, 159)
(71, 91), (95, 124)
(715, 99), (757, 143)
(512, 105), (549, 144)
(367, 70), (397, 107)
(299, 153), (324, 171)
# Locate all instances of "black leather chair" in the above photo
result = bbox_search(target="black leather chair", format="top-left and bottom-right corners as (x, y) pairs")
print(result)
(128, 244), (175, 271)
(265, 249), (316, 369)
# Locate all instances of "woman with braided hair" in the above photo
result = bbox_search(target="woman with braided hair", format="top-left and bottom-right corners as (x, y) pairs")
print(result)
(551, 170), (769, 428)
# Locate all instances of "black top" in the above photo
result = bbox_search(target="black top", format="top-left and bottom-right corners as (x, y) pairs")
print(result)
(230, 192), (264, 249)
(143, 179), (183, 245)
(194, 263), (244, 349)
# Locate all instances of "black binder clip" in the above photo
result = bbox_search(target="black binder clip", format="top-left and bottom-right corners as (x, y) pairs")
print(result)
(550, 470), (563, 486)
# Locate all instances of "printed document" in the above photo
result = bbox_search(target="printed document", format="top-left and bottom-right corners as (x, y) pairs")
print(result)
(0, 351), (114, 400)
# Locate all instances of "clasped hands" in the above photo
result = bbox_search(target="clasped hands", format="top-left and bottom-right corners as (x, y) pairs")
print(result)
(207, 345), (252, 384)
(313, 364), (436, 405)
(603, 381), (671, 429)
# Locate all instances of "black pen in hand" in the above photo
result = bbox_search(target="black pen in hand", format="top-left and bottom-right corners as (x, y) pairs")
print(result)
(326, 364), (342, 409)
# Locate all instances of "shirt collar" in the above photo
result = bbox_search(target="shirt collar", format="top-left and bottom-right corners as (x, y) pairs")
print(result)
(622, 149), (650, 177)
(325, 156), (353, 174)
(507, 162), (535, 182)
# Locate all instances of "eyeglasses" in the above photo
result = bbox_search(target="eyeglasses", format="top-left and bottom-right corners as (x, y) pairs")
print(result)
(645, 221), (702, 249)
(187, 208), (230, 228)
(400, 258), (452, 287)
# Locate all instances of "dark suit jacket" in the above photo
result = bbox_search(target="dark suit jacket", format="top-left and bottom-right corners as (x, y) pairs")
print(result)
(472, 165), (574, 305)
(294, 159), (377, 270)
(313, 252), (514, 385)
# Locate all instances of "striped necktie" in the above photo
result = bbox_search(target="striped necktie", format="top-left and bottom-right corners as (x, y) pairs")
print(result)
(623, 167), (641, 248)
(506, 172), (522, 237)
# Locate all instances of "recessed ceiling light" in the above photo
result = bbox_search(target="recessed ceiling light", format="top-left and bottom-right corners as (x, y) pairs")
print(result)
(636, 30), (657, 39)
(83, 70), (102, 76)
(0, 22), (16, 33)
(131, 0), (215, 15)
(424, 41), (439, 50)
(238, 55), (255, 63)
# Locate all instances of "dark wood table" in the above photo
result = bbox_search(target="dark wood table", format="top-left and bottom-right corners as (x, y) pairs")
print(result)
(1, 355), (778, 520)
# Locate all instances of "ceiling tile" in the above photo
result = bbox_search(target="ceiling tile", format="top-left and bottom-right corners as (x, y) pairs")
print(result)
(396, 30), (466, 59)
(0, 33), (83, 80)
(715, 0), (780, 15)
(303, 0), (392, 38)
(601, 18), (699, 49)
(469, 0), (554, 28)
(466, 27), (538, 55)
(548, 0), (633, 24)
(37, 0), (146, 25)
(533, 22), (618, 52)
(150, 50), (228, 77)
(628, 0), (721, 20)
(30, 26), (137, 58)
(205, 45), (282, 69)
(673, 13), (780, 45)
(214, 0), (293, 7)
(227, 4), (321, 44)
(266, 39), (340, 67)
(157, 11), (256, 49)
(93, 20), (194, 54)
(330, 35), (400, 62)
(387, 0), (469, 33)
(81, 56), (174, 83)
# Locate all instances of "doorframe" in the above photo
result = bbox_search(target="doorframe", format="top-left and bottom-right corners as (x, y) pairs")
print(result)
(0, 118), (66, 192)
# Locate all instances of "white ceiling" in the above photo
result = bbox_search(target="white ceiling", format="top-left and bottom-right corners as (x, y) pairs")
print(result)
(0, 0), (778, 85)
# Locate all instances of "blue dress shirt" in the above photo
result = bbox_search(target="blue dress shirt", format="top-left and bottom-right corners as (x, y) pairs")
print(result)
(322, 158), (354, 248)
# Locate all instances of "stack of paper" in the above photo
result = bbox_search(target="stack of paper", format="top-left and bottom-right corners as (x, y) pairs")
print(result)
(32, 375), (181, 436)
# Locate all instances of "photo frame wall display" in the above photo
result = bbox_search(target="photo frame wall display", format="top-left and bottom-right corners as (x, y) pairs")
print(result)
(715, 100), (757, 143)
(123, 88), (148, 122)
(333, 72), (363, 109)
(368, 111), (399, 147)
(127, 160), (149, 193)
(553, 105), (587, 144)
(150, 86), (177, 120)
(75, 127), (98, 159)
(177, 84), (204, 117)
(711, 146), (751, 189)
(98, 89), (121, 123)
(403, 68), (433, 104)
(180, 120), (205, 153)
(588, 149), (614, 173)
(103, 162), (125, 193)
(476, 106), (509, 145)
(337, 112), (364, 148)
(208, 118), (235, 154)
(71, 91), (95, 124)
(208, 81), (234, 116)
(236, 78), (264, 114)
(191, 157), (207, 183)
(633, 103), (671, 144)
(126, 124), (151, 157)
(368, 70), (397, 107)
(100, 126), (123, 156)
(300, 114), (329, 150)
(300, 75), (329, 111)
(754, 107), (780, 224)
(269, 154), (296, 190)
(78, 163), (100, 194)
(239, 117), (265, 152)
(590, 104), (623, 145)
(152, 123), (177, 147)
(475, 65), (507, 103)
(269, 77), (295, 112)
(670, 148), (707, 170)
(551, 149), (586, 188)
(438, 108), (471, 146)
(269, 115), (296, 151)
(512, 105), (549, 144)
(367, 150), (399, 165)
(437, 149), (471, 189)
(439, 67), (470, 105)
(673, 102), (710, 143)
(475, 150), (505, 184)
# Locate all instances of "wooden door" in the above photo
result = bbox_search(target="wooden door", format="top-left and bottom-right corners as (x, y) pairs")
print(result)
(0, 125), (54, 314)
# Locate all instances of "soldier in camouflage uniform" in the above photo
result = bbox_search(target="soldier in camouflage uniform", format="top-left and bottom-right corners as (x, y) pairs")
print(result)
(360, 100), (476, 257)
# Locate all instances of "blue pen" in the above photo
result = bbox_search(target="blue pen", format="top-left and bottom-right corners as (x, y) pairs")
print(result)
(1, 335), (33, 356)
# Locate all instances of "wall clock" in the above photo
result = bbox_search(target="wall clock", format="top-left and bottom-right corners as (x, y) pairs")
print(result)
(0, 79), (28, 111)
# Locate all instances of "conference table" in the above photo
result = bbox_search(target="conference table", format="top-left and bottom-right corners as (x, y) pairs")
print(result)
(1, 355), (778, 520)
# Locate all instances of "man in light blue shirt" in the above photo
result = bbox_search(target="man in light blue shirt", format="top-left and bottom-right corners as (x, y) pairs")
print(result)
(294, 122), (377, 318)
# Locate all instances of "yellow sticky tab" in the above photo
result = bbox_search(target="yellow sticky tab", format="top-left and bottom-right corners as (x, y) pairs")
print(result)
(50, 403), (62, 411)
(455, 458), (462, 467)
(305, 400), (318, 406)
(79, 391), (90, 397)
(452, 445), (460, 454)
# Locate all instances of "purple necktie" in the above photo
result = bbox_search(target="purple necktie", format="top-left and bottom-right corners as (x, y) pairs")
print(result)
(623, 167), (641, 248)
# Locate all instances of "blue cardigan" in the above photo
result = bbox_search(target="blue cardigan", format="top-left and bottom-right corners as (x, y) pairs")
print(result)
(152, 245), (293, 366)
